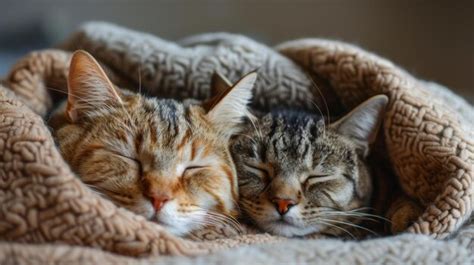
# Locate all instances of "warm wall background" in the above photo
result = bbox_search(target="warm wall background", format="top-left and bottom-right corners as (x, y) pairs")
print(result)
(1, 0), (472, 102)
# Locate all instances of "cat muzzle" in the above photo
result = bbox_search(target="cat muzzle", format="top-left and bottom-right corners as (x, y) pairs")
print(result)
(271, 198), (297, 215)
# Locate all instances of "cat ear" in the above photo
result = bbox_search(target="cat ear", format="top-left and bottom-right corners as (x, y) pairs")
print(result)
(66, 50), (122, 122)
(204, 71), (257, 136)
(330, 95), (388, 155)
(210, 71), (232, 96)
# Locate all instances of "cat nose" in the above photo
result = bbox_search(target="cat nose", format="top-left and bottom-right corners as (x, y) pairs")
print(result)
(151, 195), (170, 212)
(271, 198), (297, 215)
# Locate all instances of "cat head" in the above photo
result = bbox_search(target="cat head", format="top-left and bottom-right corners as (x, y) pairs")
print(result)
(230, 95), (388, 237)
(51, 51), (257, 235)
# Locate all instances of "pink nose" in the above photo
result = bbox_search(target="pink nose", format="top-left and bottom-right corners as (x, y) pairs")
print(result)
(271, 198), (297, 215)
(151, 196), (170, 212)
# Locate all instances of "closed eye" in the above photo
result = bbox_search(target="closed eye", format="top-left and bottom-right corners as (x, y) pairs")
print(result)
(183, 165), (206, 176)
(307, 174), (331, 180)
(110, 151), (139, 163)
(244, 163), (270, 179)
(108, 151), (143, 174)
(305, 174), (335, 185)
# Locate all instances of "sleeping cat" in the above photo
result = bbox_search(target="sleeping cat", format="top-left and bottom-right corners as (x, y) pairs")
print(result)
(48, 50), (257, 235)
(213, 68), (388, 237)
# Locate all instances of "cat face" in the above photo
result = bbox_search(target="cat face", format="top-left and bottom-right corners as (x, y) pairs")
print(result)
(49, 51), (256, 235)
(230, 96), (387, 237)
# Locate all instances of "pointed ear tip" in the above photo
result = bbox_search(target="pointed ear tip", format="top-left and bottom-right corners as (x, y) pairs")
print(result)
(369, 95), (389, 108)
(232, 71), (258, 91)
(241, 72), (258, 84)
(70, 50), (97, 65)
(72, 49), (91, 57)
(247, 71), (258, 78)
(374, 94), (389, 103)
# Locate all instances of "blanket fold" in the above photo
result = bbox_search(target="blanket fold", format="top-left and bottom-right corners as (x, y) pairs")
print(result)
(0, 22), (472, 264)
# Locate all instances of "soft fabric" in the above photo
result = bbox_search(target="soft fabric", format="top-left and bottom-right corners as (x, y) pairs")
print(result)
(0, 22), (472, 264)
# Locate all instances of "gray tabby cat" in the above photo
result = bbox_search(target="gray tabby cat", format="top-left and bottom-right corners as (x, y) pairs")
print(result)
(230, 95), (387, 237)
(211, 72), (388, 237)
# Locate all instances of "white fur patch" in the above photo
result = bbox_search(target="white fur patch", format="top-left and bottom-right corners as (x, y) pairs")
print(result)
(207, 72), (256, 137)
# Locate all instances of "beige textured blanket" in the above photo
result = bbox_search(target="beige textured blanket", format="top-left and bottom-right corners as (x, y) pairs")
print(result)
(0, 22), (472, 264)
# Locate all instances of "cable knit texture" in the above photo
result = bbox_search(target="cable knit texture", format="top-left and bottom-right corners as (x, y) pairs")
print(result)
(0, 22), (472, 264)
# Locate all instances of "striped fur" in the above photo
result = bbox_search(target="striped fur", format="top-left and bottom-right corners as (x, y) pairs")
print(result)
(231, 96), (387, 237)
(49, 51), (255, 235)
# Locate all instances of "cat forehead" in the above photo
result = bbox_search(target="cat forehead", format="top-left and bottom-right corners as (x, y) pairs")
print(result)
(260, 111), (323, 133)
(134, 98), (194, 131)
(237, 114), (355, 164)
(141, 98), (186, 118)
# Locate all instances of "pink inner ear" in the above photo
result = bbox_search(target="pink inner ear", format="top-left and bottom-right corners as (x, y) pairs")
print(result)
(66, 50), (122, 122)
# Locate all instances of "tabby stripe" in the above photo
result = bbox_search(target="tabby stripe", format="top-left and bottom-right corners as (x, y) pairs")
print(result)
(271, 138), (279, 159)
(191, 140), (199, 161)
(149, 122), (158, 145)
(259, 144), (267, 162)
(302, 143), (310, 158)
(177, 129), (191, 150)
(93, 186), (129, 199)
(134, 131), (143, 153)
(203, 186), (226, 213)
(74, 144), (104, 167)
(82, 178), (107, 186)
(84, 168), (129, 184)
(221, 164), (238, 201)
(114, 130), (128, 143)
(108, 195), (135, 206)
(171, 180), (183, 194)
(72, 123), (95, 144)
(202, 144), (213, 158)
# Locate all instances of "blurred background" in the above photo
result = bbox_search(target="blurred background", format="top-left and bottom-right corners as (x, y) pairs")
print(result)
(0, 0), (472, 102)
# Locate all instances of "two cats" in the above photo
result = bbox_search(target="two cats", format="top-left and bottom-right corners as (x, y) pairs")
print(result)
(49, 50), (388, 238)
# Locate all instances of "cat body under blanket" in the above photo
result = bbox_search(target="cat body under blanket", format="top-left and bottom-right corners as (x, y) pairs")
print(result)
(48, 50), (257, 235)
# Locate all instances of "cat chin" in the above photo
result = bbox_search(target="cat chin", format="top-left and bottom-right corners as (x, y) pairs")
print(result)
(148, 201), (206, 236)
(262, 221), (322, 237)
(160, 223), (193, 236)
(152, 214), (204, 236)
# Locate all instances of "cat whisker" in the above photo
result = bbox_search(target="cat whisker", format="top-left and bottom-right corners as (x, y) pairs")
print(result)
(186, 219), (239, 235)
(312, 211), (379, 223)
(233, 133), (258, 145)
(227, 196), (242, 213)
(239, 200), (265, 218)
(138, 65), (142, 95)
(312, 217), (378, 236)
(191, 207), (243, 234)
(328, 212), (390, 224)
(306, 73), (331, 125)
(206, 211), (243, 234)
(309, 99), (326, 136)
(246, 113), (264, 142)
(46, 87), (95, 106)
(84, 183), (107, 197)
(318, 207), (391, 223)
(313, 219), (356, 239)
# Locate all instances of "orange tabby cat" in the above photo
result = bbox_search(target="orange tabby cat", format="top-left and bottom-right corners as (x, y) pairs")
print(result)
(49, 50), (257, 235)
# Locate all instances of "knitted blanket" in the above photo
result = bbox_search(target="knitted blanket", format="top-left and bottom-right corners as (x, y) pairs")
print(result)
(0, 22), (472, 264)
